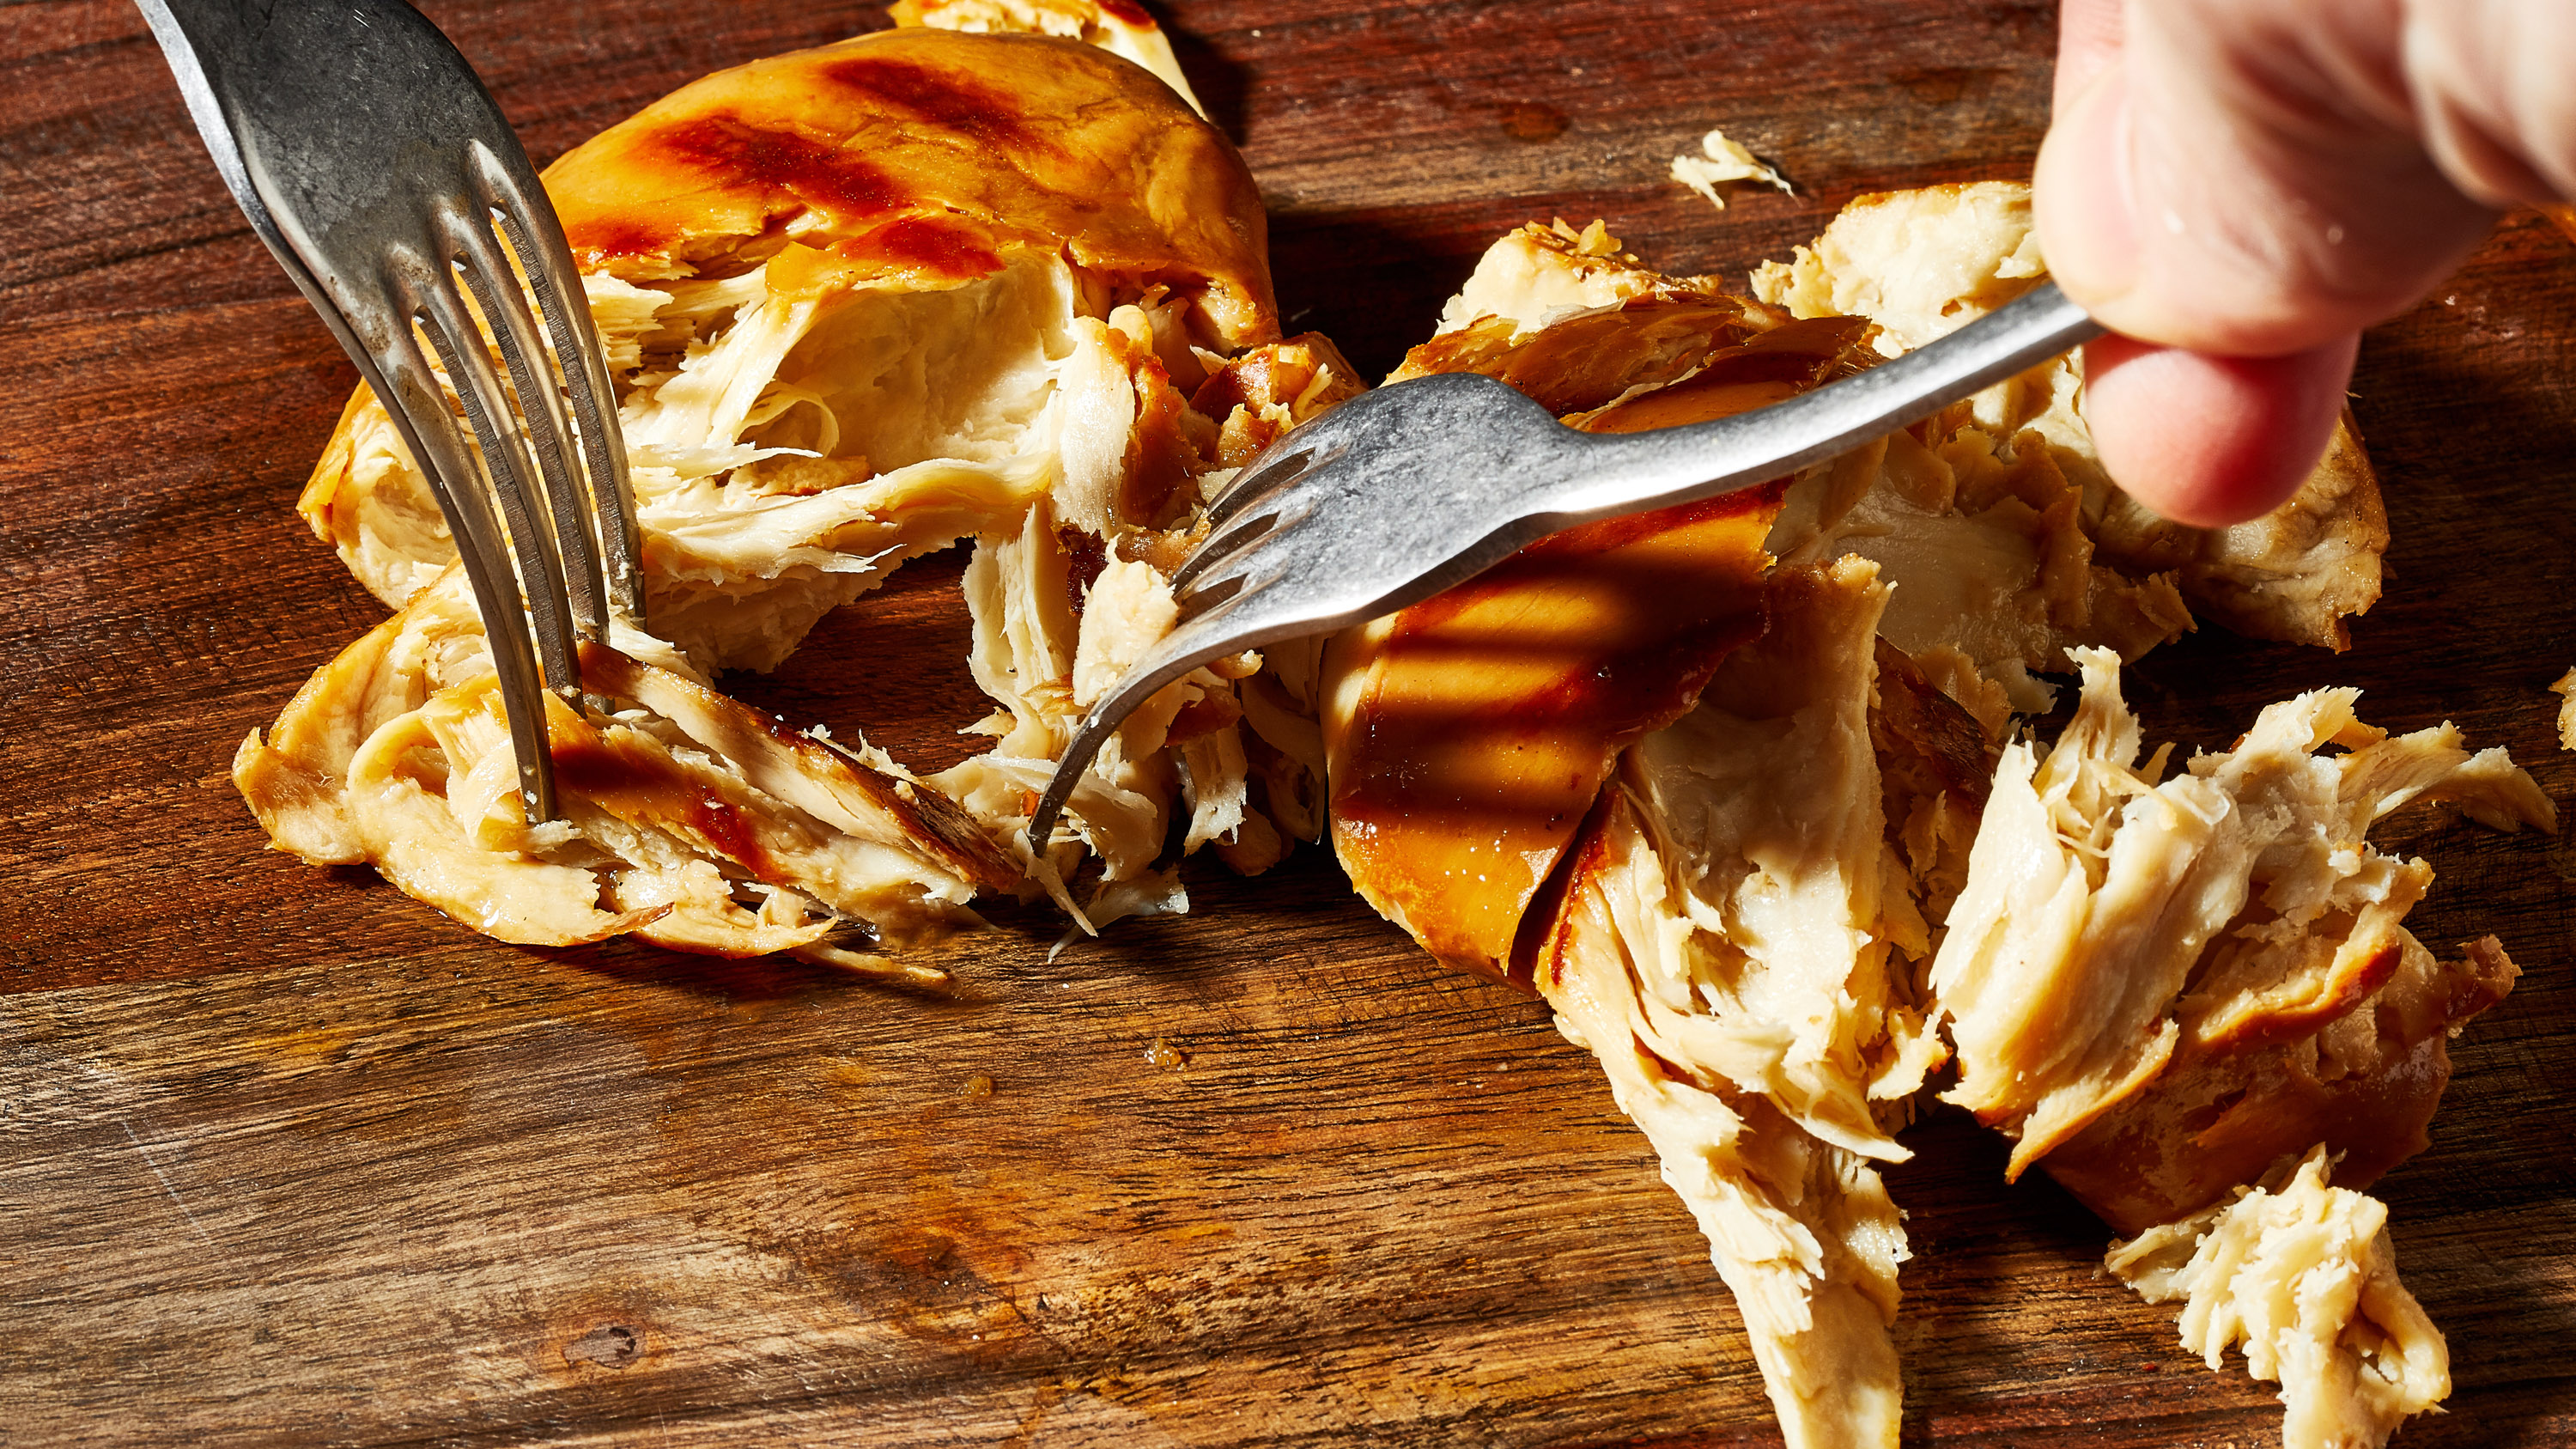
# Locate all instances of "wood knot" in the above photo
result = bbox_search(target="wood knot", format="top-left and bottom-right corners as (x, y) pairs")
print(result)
(562, 1324), (643, 1370)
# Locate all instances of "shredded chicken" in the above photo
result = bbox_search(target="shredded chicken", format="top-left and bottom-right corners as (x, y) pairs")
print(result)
(1534, 560), (1944, 1449)
(257, 23), (1364, 957)
(889, 0), (1207, 116)
(1417, 208), (2204, 736)
(2555, 668), (2576, 749)
(234, 567), (1014, 977)
(2085, 420), (2389, 652)
(307, 231), (1179, 673)
(1616, 562), (1947, 1147)
(1670, 128), (1793, 211)
(1751, 181), (2045, 356)
(1330, 227), (1994, 1442)
(1428, 218), (1705, 341)
(1317, 201), (2542, 1449)
(1933, 648), (2552, 1178)
(1926, 653), (2543, 1449)
(222, 20), (2555, 1446)
(1753, 181), (2387, 660)
(1332, 260), (1874, 979)
(2107, 1148), (2451, 1449)
(2047, 931), (2520, 1236)
(1765, 417), (2194, 727)
(1867, 637), (1998, 941)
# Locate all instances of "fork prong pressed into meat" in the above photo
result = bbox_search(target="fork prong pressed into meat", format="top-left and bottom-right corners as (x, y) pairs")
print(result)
(1029, 283), (2102, 855)
(452, 201), (610, 661)
(414, 235), (583, 710)
(1198, 443), (1321, 532)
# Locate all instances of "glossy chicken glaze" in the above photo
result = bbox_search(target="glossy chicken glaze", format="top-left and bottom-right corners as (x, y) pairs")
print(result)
(1325, 309), (1879, 985)
(543, 27), (1277, 348)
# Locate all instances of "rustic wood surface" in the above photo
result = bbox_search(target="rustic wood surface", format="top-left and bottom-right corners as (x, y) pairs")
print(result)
(3, 1), (2573, 1445)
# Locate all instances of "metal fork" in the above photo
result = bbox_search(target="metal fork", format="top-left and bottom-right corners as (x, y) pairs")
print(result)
(139, 0), (642, 823)
(1027, 280), (2103, 854)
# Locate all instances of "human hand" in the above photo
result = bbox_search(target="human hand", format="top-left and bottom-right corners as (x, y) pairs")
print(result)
(2034, 0), (2576, 527)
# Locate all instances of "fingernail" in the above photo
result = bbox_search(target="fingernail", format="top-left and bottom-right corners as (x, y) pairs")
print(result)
(2034, 64), (2141, 308)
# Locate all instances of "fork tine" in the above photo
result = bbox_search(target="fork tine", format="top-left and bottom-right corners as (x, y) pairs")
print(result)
(1024, 573), (1281, 857)
(412, 247), (582, 712)
(373, 278), (560, 824)
(1167, 514), (1271, 595)
(447, 176), (611, 659)
(479, 157), (645, 625)
(1200, 441), (1321, 531)
(1170, 484), (1319, 595)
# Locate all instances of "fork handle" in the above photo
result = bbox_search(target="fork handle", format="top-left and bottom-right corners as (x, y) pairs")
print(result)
(1540, 281), (2104, 527)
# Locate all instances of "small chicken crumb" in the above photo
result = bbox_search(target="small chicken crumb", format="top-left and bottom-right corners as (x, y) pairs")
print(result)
(1145, 1038), (1188, 1069)
(2552, 667), (2575, 750)
(1669, 128), (1791, 211)
(961, 1074), (995, 1098)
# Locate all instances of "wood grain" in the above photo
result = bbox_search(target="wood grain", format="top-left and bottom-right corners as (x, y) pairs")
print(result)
(2, 1), (2572, 1445)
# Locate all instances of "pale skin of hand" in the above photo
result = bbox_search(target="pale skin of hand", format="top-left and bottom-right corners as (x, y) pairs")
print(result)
(2036, 0), (2576, 526)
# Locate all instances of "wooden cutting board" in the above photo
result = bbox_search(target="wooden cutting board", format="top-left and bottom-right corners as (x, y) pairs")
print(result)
(4, 2), (2572, 1444)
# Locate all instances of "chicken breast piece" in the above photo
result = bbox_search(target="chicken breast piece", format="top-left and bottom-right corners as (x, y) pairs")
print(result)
(1929, 654), (2545, 1446)
(1548, 874), (1906, 1449)
(1765, 413), (2195, 729)
(2106, 1147), (2450, 1449)
(1401, 206), (2199, 736)
(1326, 266), (1872, 980)
(1427, 218), (1706, 341)
(1753, 180), (2387, 656)
(266, 24), (1370, 946)
(235, 567), (1020, 973)
(1933, 649), (2552, 1178)
(1322, 489), (1780, 979)
(1750, 181), (2046, 356)
(1532, 559), (1946, 1449)
(2046, 931), (2519, 1236)
(888, 0), (1207, 117)
(304, 27), (1273, 669)
(1329, 216), (2248, 1449)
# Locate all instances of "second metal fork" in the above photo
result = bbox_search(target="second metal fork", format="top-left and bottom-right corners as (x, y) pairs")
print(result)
(140, 0), (641, 823)
(1028, 280), (2105, 853)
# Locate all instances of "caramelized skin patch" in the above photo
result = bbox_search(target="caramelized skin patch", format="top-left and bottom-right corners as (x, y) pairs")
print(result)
(841, 216), (1008, 280)
(575, 642), (1024, 896)
(1575, 316), (1874, 433)
(545, 28), (1277, 345)
(549, 717), (786, 883)
(2044, 935), (2518, 1236)
(812, 54), (1058, 154)
(1327, 486), (1782, 983)
(1394, 296), (1852, 417)
(644, 114), (908, 224)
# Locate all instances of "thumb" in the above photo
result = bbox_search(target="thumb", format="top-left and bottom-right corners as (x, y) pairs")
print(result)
(2033, 0), (2498, 356)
